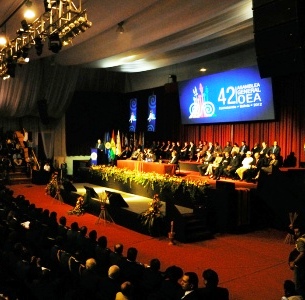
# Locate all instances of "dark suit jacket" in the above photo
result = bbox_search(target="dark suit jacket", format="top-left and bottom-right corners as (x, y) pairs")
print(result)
(220, 156), (231, 168)
(268, 145), (281, 156)
(188, 145), (196, 160)
(239, 144), (249, 155)
(229, 155), (240, 169)
(177, 289), (201, 299)
(197, 286), (229, 300)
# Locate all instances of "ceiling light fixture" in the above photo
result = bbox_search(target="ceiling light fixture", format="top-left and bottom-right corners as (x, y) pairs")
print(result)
(168, 74), (177, 83)
(24, 1), (35, 19)
(116, 21), (125, 34)
(0, 26), (7, 46)
(48, 33), (62, 53)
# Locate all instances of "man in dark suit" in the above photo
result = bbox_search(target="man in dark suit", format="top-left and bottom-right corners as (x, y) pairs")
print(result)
(214, 151), (231, 180)
(223, 151), (240, 179)
(118, 247), (145, 294)
(197, 150), (214, 176)
(198, 269), (229, 300)
(178, 271), (200, 299)
(188, 141), (196, 161)
(243, 152), (264, 182)
(239, 140), (249, 158)
(96, 139), (105, 165)
(259, 141), (269, 165)
(269, 140), (281, 156)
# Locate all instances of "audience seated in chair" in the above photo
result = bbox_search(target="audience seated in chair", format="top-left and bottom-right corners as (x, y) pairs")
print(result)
(198, 268), (229, 299)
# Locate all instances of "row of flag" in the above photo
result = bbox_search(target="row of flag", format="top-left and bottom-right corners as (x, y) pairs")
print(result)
(102, 130), (145, 160)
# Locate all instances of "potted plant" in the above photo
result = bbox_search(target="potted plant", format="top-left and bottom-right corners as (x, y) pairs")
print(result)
(140, 194), (164, 236)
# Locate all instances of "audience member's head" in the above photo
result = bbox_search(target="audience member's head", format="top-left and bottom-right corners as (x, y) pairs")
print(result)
(180, 271), (199, 291)
(165, 265), (183, 282)
(88, 229), (97, 241)
(202, 268), (219, 288)
(120, 281), (134, 297)
(108, 265), (120, 279)
(59, 216), (66, 226)
(126, 247), (138, 262)
(79, 226), (87, 236)
(149, 258), (161, 271)
(85, 258), (97, 270)
(114, 243), (123, 254)
(283, 279), (298, 297)
(70, 221), (79, 231)
(97, 235), (107, 248)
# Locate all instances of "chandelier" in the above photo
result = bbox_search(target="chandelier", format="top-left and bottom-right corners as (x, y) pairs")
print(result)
(0, 0), (92, 79)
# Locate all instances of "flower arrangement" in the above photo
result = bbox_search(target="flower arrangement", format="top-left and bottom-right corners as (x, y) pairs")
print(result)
(45, 172), (59, 197)
(140, 194), (164, 235)
(90, 165), (210, 200)
(68, 196), (84, 216)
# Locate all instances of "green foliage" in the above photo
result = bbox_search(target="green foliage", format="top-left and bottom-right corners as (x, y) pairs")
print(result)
(90, 165), (210, 199)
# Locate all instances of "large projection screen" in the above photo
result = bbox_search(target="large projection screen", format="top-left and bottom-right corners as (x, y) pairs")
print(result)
(178, 66), (275, 125)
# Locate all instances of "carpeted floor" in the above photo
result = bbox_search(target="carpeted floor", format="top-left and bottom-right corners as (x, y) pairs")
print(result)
(9, 183), (294, 300)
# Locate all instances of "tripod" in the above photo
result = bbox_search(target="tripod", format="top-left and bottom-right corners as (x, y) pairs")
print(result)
(53, 177), (63, 204)
(96, 197), (114, 225)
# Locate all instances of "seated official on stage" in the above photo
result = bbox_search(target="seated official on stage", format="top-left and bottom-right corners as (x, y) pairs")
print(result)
(213, 151), (231, 180)
(223, 151), (241, 179)
(243, 152), (264, 182)
(168, 150), (178, 165)
(180, 142), (189, 160)
(188, 141), (196, 161)
(118, 146), (132, 160)
(146, 148), (157, 162)
(197, 150), (214, 176)
(130, 147), (141, 160)
(206, 152), (223, 178)
(236, 151), (253, 181)
(196, 141), (207, 162)
(259, 153), (279, 176)
(222, 141), (233, 154)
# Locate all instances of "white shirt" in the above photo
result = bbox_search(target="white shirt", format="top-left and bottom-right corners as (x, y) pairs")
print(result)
(241, 156), (253, 169)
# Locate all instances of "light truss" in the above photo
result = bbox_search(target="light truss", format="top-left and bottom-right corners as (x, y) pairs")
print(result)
(0, 0), (92, 79)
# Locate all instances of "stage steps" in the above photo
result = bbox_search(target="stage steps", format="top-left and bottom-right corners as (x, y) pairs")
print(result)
(8, 166), (32, 185)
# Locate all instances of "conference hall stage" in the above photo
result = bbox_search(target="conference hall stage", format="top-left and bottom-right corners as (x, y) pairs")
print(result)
(59, 161), (305, 242)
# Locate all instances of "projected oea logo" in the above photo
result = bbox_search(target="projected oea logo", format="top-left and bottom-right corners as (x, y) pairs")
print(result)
(189, 101), (215, 118)
(188, 85), (215, 118)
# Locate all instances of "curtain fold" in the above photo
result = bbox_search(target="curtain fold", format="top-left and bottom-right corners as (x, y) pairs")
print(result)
(0, 58), (79, 159)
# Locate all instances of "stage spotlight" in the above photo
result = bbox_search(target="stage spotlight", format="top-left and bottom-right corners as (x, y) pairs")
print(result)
(0, 34), (7, 46)
(34, 37), (43, 56)
(7, 60), (16, 78)
(48, 33), (62, 53)
(21, 20), (30, 31)
(116, 21), (124, 34)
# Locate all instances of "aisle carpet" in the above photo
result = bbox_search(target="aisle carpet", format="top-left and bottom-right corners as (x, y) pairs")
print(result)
(9, 183), (294, 300)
